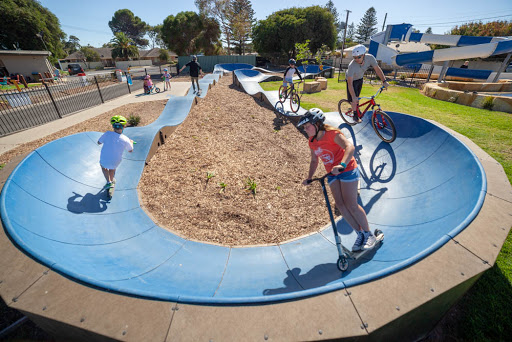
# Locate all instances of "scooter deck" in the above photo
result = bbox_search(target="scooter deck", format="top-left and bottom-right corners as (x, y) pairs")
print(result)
(346, 232), (384, 260)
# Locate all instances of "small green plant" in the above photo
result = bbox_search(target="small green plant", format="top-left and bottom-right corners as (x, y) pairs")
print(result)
(206, 172), (215, 181)
(127, 115), (140, 126)
(218, 182), (227, 193)
(389, 80), (400, 85)
(245, 177), (257, 197)
(399, 74), (406, 80)
(0, 163), (5, 170)
(482, 96), (494, 110)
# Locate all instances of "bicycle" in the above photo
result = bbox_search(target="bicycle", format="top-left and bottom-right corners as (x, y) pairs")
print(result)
(338, 86), (396, 143)
(278, 81), (303, 113)
(145, 84), (160, 95)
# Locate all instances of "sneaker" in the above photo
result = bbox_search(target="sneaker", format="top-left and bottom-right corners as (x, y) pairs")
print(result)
(363, 231), (377, 250)
(352, 231), (365, 252)
(104, 182), (112, 189)
(112, 178), (116, 184)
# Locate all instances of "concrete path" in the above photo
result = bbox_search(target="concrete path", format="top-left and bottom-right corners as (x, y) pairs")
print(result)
(0, 82), (191, 155)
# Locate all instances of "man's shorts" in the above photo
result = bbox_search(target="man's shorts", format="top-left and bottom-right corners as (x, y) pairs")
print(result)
(346, 78), (363, 103)
(327, 168), (360, 185)
(191, 76), (199, 82)
(282, 77), (294, 86)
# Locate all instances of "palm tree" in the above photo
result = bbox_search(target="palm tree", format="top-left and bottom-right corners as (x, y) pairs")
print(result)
(110, 32), (139, 60)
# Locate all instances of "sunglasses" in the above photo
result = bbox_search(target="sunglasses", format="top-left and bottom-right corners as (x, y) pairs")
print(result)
(353, 55), (363, 59)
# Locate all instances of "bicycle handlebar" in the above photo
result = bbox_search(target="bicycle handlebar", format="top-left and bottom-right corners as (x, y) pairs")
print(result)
(306, 172), (335, 184)
(357, 85), (386, 101)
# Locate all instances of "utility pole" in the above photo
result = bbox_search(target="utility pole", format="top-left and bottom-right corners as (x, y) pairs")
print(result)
(382, 13), (388, 31)
(338, 9), (351, 82)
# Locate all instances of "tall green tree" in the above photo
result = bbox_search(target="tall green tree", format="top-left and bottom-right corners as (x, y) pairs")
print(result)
(252, 6), (336, 58)
(147, 25), (163, 49)
(161, 11), (221, 56)
(108, 9), (148, 48)
(325, 0), (342, 40)
(64, 35), (81, 55)
(355, 7), (378, 43)
(229, 0), (255, 55)
(0, 0), (66, 62)
(110, 32), (139, 60)
(425, 27), (433, 34)
(195, 0), (233, 54)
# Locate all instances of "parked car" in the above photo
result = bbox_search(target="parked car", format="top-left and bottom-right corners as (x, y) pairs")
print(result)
(67, 64), (84, 75)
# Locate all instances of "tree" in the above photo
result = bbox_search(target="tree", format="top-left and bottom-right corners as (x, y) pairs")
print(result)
(110, 32), (139, 60)
(147, 25), (163, 49)
(325, 0), (342, 40)
(355, 7), (378, 43)
(159, 49), (169, 62)
(253, 6), (336, 58)
(450, 21), (512, 37)
(0, 0), (66, 62)
(425, 27), (433, 34)
(347, 22), (355, 41)
(195, 0), (233, 54)
(108, 9), (148, 48)
(161, 11), (221, 56)
(64, 35), (81, 55)
(77, 46), (100, 68)
(229, 0), (255, 55)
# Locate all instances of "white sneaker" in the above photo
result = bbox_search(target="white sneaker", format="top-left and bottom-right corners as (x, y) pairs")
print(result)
(352, 231), (365, 252)
(363, 231), (377, 250)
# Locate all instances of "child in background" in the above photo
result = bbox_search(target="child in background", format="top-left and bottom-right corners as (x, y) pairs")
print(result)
(143, 75), (153, 94)
(97, 115), (134, 191)
(281, 59), (303, 99)
(162, 68), (172, 91)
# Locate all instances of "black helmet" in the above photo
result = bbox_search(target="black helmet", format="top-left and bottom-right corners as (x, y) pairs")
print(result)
(297, 108), (325, 127)
(289, 58), (296, 65)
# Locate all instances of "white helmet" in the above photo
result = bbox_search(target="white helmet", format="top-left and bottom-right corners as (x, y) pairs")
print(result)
(297, 108), (325, 127)
(352, 44), (367, 57)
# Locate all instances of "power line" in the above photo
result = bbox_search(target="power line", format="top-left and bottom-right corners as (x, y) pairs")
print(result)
(413, 13), (512, 26)
(62, 24), (111, 35)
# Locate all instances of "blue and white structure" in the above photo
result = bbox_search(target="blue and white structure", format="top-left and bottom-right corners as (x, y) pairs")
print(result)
(369, 23), (512, 82)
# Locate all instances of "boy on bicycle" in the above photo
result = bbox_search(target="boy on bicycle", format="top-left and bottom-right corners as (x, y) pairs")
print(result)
(281, 59), (303, 98)
(346, 45), (389, 122)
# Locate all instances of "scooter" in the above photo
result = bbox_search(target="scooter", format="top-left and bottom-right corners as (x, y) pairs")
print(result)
(308, 173), (384, 272)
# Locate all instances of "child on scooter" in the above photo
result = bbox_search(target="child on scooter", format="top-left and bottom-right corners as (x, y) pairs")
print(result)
(162, 68), (172, 91)
(298, 108), (379, 251)
(97, 115), (134, 190)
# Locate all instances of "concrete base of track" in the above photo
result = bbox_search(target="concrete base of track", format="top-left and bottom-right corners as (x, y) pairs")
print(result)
(1, 79), (511, 340)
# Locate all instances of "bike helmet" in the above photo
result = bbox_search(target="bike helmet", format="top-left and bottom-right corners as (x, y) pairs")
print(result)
(163, 68), (168, 71)
(297, 108), (325, 127)
(352, 44), (367, 57)
(110, 115), (127, 128)
(192, 55), (197, 60)
(289, 58), (296, 65)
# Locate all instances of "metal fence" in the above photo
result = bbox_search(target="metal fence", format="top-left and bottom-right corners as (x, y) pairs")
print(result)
(337, 63), (435, 89)
(0, 71), (151, 137)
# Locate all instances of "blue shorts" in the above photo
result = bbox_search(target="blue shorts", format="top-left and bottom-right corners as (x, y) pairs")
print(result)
(327, 168), (360, 185)
(282, 77), (293, 86)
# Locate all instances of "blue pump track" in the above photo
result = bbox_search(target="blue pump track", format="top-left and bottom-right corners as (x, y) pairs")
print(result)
(0, 67), (486, 305)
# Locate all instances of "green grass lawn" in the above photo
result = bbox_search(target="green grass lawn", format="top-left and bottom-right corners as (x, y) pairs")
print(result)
(0, 83), (42, 91)
(263, 77), (512, 340)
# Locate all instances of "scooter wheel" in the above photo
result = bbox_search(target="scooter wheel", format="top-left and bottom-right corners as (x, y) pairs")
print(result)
(337, 257), (349, 272)
(374, 229), (383, 237)
(155, 87), (161, 93)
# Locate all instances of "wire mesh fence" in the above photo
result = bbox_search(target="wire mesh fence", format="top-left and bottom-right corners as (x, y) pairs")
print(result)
(337, 63), (435, 89)
(0, 70), (153, 137)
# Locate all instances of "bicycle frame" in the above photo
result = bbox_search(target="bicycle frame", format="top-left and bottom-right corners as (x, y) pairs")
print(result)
(281, 81), (303, 100)
(356, 86), (385, 118)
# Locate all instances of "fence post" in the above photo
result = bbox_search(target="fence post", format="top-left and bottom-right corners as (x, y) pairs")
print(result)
(43, 83), (62, 118)
(125, 72), (131, 93)
(94, 76), (104, 103)
(145, 68), (148, 76)
(426, 64), (435, 83)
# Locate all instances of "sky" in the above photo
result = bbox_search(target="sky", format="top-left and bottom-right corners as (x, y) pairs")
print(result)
(40, 0), (512, 47)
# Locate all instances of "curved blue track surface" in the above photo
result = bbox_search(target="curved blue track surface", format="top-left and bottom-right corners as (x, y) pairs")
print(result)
(0, 68), (486, 304)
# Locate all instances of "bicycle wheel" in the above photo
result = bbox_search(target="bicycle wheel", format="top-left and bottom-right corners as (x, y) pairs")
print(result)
(278, 85), (286, 103)
(338, 99), (358, 126)
(372, 110), (396, 143)
(155, 87), (161, 93)
(290, 93), (300, 113)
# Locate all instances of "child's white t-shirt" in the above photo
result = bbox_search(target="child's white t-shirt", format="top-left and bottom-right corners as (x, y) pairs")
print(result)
(98, 131), (133, 170)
